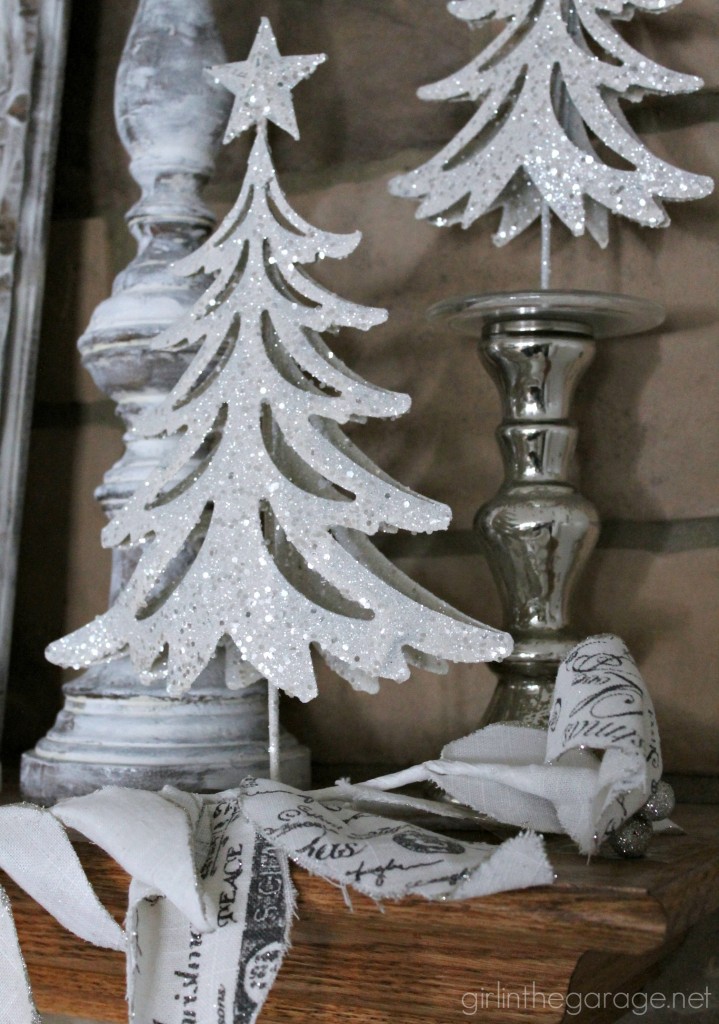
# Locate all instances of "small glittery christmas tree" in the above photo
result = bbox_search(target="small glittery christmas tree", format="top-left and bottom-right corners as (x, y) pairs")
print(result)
(390, 0), (712, 247)
(47, 19), (511, 704)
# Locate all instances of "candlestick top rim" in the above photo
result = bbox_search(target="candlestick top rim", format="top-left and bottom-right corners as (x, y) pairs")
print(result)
(428, 290), (665, 340)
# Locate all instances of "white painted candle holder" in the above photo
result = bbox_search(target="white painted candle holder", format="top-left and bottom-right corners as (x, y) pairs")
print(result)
(21, 0), (310, 802)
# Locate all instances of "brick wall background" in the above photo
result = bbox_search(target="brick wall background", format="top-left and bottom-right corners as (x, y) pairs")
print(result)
(6, 0), (718, 775)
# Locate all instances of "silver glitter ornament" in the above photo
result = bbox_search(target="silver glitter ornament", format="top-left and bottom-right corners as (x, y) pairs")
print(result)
(390, 0), (713, 247)
(46, 19), (512, 702)
(607, 814), (653, 858)
(639, 780), (675, 822)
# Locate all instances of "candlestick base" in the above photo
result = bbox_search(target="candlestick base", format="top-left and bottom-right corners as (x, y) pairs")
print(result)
(21, 664), (311, 804)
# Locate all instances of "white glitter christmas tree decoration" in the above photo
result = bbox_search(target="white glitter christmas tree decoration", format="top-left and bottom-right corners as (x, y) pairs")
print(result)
(390, 0), (713, 248)
(47, 19), (512, 708)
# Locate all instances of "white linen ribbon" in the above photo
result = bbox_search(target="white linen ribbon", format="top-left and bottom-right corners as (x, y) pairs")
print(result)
(0, 783), (552, 1023)
(332, 634), (662, 854)
(0, 634), (659, 1021)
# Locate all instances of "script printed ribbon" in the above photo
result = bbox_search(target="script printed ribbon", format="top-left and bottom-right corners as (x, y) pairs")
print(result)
(0, 783), (552, 1023)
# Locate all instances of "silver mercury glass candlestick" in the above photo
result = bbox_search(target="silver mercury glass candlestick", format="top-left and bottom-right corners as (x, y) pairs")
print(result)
(430, 291), (664, 727)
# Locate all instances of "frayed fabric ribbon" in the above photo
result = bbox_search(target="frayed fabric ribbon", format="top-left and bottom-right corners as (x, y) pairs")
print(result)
(0, 634), (658, 1021)
(0, 781), (552, 1024)
(332, 635), (662, 855)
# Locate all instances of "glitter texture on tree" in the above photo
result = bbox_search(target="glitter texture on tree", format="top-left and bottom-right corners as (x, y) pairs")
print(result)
(390, 0), (712, 247)
(47, 19), (512, 701)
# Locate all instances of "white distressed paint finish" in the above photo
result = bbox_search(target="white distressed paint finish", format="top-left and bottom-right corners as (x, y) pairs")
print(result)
(21, 0), (310, 803)
(0, 0), (69, 783)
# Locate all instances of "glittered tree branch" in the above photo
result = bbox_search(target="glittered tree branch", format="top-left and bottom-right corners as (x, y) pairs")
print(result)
(390, 0), (712, 247)
(47, 18), (511, 701)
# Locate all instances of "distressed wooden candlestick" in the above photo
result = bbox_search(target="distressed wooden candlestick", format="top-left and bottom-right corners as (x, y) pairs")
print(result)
(21, 0), (310, 802)
(431, 291), (664, 727)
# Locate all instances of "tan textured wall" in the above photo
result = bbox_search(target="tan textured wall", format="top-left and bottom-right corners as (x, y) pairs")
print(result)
(7, 0), (718, 774)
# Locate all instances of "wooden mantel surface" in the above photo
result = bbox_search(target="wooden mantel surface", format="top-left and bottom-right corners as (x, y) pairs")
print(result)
(3, 804), (718, 1024)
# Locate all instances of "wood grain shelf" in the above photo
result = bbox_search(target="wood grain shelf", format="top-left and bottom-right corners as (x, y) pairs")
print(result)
(3, 805), (718, 1024)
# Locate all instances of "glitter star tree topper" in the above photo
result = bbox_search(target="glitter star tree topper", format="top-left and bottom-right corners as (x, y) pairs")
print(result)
(47, 19), (512, 703)
(390, 0), (713, 247)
